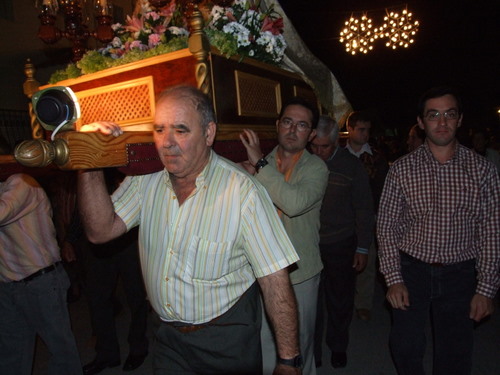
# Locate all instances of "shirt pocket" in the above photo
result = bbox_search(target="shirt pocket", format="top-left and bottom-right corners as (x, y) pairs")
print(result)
(451, 180), (480, 222)
(188, 236), (232, 282)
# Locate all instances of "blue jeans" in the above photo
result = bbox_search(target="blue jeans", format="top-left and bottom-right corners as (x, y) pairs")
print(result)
(0, 264), (83, 375)
(390, 252), (476, 375)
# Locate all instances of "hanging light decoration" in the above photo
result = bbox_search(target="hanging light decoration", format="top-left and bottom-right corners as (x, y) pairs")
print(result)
(339, 14), (376, 55)
(338, 5), (419, 55)
(379, 8), (419, 49)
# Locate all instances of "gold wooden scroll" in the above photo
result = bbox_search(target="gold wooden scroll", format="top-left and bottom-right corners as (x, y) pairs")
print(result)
(188, 5), (211, 96)
(14, 131), (154, 170)
(23, 59), (44, 140)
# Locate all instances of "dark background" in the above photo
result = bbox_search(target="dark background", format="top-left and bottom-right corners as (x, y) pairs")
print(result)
(281, 0), (500, 141)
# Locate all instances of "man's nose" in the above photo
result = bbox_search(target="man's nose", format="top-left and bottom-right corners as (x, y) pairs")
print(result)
(158, 132), (174, 148)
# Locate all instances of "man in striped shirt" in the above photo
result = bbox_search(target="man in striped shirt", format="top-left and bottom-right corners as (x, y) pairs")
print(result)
(377, 86), (500, 375)
(78, 85), (303, 374)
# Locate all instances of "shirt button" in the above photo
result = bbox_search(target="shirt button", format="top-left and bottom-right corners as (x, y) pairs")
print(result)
(165, 277), (169, 281)
(172, 195), (177, 200)
(167, 303), (171, 307)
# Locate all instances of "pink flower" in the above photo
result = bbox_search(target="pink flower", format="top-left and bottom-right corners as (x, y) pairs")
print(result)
(124, 15), (144, 33)
(152, 24), (167, 34)
(261, 16), (284, 35)
(148, 33), (162, 48)
(158, 1), (177, 25)
(146, 11), (160, 22)
(129, 40), (147, 51)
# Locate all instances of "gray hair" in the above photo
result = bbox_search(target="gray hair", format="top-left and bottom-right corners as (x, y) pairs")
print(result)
(316, 115), (339, 144)
(156, 85), (216, 132)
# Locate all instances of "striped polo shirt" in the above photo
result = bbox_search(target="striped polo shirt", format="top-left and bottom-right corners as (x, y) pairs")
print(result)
(112, 151), (299, 323)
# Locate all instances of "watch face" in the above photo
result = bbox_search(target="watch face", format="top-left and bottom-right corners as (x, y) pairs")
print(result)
(256, 158), (268, 170)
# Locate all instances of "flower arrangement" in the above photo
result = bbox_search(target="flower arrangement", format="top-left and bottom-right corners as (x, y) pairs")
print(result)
(205, 0), (286, 65)
(99, 1), (189, 59)
(49, 0), (287, 83)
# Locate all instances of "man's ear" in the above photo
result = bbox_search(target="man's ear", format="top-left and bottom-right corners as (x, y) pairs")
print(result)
(206, 121), (217, 146)
(308, 129), (317, 142)
(457, 114), (463, 128)
(417, 116), (425, 130)
(276, 119), (280, 133)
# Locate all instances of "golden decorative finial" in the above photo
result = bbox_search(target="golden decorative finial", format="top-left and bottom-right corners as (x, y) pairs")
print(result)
(23, 59), (44, 140)
(188, 5), (211, 96)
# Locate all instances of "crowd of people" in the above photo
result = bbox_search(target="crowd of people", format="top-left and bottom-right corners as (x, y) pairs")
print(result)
(1, 84), (499, 375)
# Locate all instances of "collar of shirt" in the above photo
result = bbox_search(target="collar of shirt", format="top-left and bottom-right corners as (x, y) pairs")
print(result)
(162, 151), (214, 193)
(421, 141), (460, 166)
(346, 141), (372, 157)
(326, 147), (339, 162)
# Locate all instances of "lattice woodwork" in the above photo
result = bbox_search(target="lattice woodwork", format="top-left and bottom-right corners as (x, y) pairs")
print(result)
(234, 70), (281, 117)
(75, 77), (155, 129)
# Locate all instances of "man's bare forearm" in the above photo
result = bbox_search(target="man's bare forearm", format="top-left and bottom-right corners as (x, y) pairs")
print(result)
(77, 169), (125, 243)
(258, 269), (300, 358)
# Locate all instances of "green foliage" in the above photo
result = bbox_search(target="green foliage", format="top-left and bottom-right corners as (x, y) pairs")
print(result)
(205, 29), (239, 59)
(48, 64), (82, 84)
(48, 37), (188, 83)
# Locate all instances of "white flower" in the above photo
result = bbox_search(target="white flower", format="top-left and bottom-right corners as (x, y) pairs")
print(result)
(249, 50), (255, 56)
(209, 5), (224, 26)
(223, 22), (251, 47)
(111, 36), (122, 48)
(240, 9), (259, 28)
(168, 26), (189, 36)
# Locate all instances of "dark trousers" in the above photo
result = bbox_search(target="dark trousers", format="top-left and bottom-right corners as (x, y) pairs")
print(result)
(0, 265), (83, 375)
(153, 282), (262, 375)
(82, 238), (149, 362)
(390, 252), (476, 375)
(315, 236), (357, 358)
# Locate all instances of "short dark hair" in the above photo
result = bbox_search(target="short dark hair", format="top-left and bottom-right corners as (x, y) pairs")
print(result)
(278, 97), (319, 129)
(417, 86), (463, 119)
(346, 111), (371, 129)
(157, 85), (216, 132)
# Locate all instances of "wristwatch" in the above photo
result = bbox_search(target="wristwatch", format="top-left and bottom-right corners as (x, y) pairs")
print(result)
(254, 157), (269, 172)
(278, 354), (303, 368)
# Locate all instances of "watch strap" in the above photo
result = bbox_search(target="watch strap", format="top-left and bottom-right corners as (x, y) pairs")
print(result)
(278, 354), (303, 368)
(254, 157), (269, 171)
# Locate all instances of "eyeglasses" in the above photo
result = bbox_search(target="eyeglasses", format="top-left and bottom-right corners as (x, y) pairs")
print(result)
(279, 118), (312, 132)
(424, 110), (459, 121)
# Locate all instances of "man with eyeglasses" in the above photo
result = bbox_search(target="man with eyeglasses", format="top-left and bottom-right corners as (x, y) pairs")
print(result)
(240, 97), (328, 375)
(377, 86), (500, 375)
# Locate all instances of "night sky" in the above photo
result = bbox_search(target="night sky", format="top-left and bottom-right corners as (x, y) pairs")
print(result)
(281, 0), (500, 140)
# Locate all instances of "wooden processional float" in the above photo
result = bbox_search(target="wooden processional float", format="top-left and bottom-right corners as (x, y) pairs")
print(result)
(13, 5), (319, 174)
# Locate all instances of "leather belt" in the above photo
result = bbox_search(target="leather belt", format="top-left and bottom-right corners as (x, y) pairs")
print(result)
(164, 313), (224, 334)
(400, 251), (447, 267)
(15, 262), (62, 283)
(164, 322), (208, 333)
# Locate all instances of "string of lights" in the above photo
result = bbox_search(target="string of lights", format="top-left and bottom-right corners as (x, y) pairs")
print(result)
(339, 5), (419, 55)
